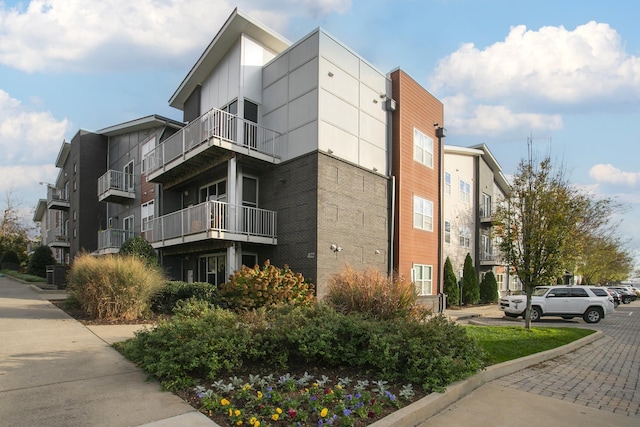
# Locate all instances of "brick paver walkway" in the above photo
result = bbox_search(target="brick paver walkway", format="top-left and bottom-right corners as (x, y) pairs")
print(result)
(491, 303), (640, 417)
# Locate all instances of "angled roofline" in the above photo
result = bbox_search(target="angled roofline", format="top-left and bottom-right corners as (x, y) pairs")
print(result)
(54, 140), (71, 168)
(33, 199), (47, 222)
(168, 8), (291, 111)
(469, 143), (512, 195)
(97, 114), (184, 136)
(444, 144), (483, 157)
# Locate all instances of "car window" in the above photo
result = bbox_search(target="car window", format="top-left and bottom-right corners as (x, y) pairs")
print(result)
(590, 288), (608, 297)
(570, 288), (589, 297)
(533, 287), (550, 296)
(547, 288), (570, 297)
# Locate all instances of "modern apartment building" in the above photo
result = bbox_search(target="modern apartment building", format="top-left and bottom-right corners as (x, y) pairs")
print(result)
(33, 130), (108, 264)
(34, 9), (519, 309)
(442, 144), (515, 297)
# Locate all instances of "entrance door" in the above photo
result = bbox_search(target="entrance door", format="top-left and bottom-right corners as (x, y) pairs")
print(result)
(199, 254), (226, 286)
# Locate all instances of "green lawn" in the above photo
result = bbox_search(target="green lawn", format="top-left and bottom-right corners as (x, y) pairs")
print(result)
(465, 325), (596, 365)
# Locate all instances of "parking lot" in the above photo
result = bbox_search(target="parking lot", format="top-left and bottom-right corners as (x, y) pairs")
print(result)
(422, 300), (640, 426)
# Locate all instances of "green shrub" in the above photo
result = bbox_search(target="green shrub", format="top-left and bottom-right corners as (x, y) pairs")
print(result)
(68, 253), (165, 321)
(462, 253), (479, 305)
(325, 265), (429, 321)
(27, 245), (57, 278)
(479, 271), (499, 304)
(116, 303), (486, 392)
(1, 250), (20, 264)
(0, 269), (47, 282)
(443, 257), (459, 307)
(115, 300), (253, 390)
(151, 281), (217, 314)
(119, 236), (158, 267)
(218, 260), (315, 311)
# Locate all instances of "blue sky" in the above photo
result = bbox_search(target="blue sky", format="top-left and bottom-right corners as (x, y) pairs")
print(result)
(1, 0), (639, 270)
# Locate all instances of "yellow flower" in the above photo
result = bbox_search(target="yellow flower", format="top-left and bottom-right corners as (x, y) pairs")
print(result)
(276, 408), (283, 414)
(221, 398), (230, 406)
(249, 417), (257, 425)
(336, 384), (342, 389)
(228, 409), (233, 417)
(271, 414), (279, 421)
(256, 391), (263, 399)
(320, 408), (328, 418)
(236, 421), (243, 426)
(254, 422), (260, 427)
(234, 409), (241, 417)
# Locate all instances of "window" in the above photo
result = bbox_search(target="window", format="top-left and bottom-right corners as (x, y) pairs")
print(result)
(481, 193), (492, 217)
(141, 200), (154, 231)
(444, 172), (451, 195)
(123, 215), (134, 240)
(200, 179), (227, 203)
(413, 195), (433, 231)
(496, 273), (504, 288)
(444, 220), (451, 243)
(199, 254), (226, 286)
(459, 179), (470, 203)
(242, 176), (258, 208)
(413, 128), (433, 168)
(141, 137), (156, 173)
(412, 264), (433, 296)
(481, 234), (491, 257)
(242, 253), (258, 268)
(124, 160), (134, 191)
(459, 226), (470, 248)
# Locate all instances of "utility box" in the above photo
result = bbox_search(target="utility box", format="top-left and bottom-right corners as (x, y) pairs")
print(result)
(46, 265), (68, 289)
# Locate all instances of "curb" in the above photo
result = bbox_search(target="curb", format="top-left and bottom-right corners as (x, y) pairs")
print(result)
(370, 330), (604, 427)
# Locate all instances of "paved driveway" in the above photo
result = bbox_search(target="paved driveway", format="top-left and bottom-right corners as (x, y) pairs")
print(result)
(420, 301), (640, 426)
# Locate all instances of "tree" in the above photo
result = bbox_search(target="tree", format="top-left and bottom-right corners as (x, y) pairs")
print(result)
(578, 235), (633, 285)
(443, 257), (459, 307)
(495, 151), (619, 329)
(0, 190), (35, 268)
(27, 245), (57, 278)
(479, 271), (499, 304)
(462, 253), (479, 304)
(119, 236), (158, 267)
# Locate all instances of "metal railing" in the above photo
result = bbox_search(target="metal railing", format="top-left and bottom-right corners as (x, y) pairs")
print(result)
(143, 107), (282, 176)
(98, 170), (134, 195)
(47, 186), (68, 204)
(480, 251), (502, 263)
(97, 229), (135, 251)
(145, 200), (277, 244)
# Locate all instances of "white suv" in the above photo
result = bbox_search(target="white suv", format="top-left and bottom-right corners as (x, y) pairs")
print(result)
(499, 286), (615, 323)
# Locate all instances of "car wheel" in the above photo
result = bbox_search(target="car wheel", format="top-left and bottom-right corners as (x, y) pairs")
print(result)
(623, 296), (631, 304)
(583, 307), (602, 323)
(530, 306), (542, 322)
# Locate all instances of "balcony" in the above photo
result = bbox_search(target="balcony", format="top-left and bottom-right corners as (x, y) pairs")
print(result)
(145, 200), (277, 249)
(96, 229), (135, 255)
(479, 251), (502, 266)
(143, 108), (282, 187)
(47, 186), (69, 210)
(479, 205), (497, 223)
(98, 170), (136, 203)
(48, 233), (70, 248)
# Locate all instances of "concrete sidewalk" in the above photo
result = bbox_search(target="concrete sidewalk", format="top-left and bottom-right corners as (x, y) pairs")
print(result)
(0, 276), (215, 427)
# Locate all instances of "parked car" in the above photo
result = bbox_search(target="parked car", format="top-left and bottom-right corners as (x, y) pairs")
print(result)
(499, 285), (615, 323)
(605, 288), (621, 307)
(608, 286), (637, 304)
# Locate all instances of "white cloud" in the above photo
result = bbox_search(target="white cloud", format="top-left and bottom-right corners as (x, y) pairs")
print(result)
(0, 0), (351, 73)
(0, 90), (69, 165)
(443, 93), (563, 136)
(431, 21), (640, 107)
(589, 164), (640, 187)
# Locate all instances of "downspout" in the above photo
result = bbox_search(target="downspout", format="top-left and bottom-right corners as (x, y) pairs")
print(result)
(436, 126), (446, 312)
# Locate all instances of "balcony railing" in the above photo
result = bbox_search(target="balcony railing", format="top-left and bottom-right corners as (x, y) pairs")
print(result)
(479, 205), (496, 223)
(145, 200), (277, 247)
(143, 107), (282, 181)
(98, 170), (135, 203)
(97, 229), (135, 253)
(47, 186), (69, 210)
(47, 231), (70, 247)
(479, 251), (502, 265)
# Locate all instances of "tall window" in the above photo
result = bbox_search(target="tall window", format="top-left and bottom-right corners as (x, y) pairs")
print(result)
(413, 195), (433, 231)
(481, 234), (491, 258)
(444, 220), (451, 243)
(412, 264), (433, 296)
(199, 254), (226, 286)
(242, 176), (258, 208)
(124, 160), (134, 191)
(481, 193), (492, 217)
(123, 215), (134, 240)
(141, 137), (156, 173)
(459, 226), (470, 248)
(141, 200), (154, 231)
(459, 179), (470, 203)
(444, 172), (451, 195)
(413, 128), (433, 168)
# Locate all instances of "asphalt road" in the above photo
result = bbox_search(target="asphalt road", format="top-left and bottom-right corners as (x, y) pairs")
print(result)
(419, 301), (640, 427)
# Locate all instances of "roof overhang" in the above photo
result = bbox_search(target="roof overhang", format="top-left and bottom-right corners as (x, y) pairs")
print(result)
(54, 141), (71, 168)
(97, 115), (184, 136)
(33, 199), (47, 222)
(168, 8), (291, 111)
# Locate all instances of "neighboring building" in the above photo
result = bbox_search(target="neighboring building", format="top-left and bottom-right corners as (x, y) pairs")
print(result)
(442, 144), (516, 299)
(95, 115), (183, 255)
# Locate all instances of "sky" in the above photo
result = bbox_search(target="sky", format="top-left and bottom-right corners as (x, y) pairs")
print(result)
(1, 0), (639, 271)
